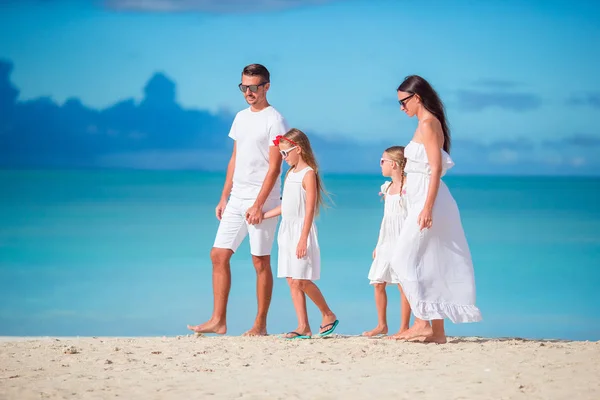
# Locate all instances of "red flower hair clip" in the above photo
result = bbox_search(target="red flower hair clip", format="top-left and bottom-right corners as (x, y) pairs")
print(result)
(273, 135), (299, 147)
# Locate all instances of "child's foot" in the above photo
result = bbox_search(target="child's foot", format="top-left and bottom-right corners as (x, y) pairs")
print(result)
(318, 313), (339, 336)
(362, 325), (388, 337)
(281, 327), (311, 339)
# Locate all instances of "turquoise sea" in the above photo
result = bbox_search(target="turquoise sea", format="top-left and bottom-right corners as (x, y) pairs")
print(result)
(1, 170), (599, 341)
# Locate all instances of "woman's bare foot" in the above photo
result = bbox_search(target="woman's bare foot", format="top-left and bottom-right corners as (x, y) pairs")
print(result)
(399, 320), (433, 341)
(187, 319), (227, 335)
(386, 326), (409, 340)
(363, 325), (388, 337)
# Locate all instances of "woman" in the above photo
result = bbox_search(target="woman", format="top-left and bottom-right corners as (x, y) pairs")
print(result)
(390, 75), (482, 344)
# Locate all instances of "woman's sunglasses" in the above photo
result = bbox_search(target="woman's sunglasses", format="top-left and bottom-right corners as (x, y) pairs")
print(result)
(398, 93), (415, 108)
(280, 146), (298, 158)
(238, 82), (268, 93)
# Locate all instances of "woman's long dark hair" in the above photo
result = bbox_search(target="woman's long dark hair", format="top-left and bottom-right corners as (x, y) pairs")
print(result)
(397, 75), (451, 154)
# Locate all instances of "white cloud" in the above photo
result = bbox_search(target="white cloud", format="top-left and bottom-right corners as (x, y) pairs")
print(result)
(104, 0), (339, 13)
(488, 149), (519, 165)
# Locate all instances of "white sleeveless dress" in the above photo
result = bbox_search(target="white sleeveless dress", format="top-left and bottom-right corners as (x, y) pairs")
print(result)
(368, 181), (407, 284)
(277, 166), (321, 281)
(391, 141), (482, 323)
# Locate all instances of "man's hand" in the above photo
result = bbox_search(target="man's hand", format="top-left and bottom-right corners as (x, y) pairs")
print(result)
(245, 204), (264, 225)
(215, 199), (227, 220)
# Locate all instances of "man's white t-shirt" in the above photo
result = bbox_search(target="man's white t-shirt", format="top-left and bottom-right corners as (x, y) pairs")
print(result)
(228, 106), (289, 200)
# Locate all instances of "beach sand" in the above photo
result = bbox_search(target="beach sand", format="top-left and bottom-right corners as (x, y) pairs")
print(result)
(1, 335), (598, 399)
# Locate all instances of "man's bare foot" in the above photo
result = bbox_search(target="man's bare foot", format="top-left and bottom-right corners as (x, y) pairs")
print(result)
(242, 325), (268, 336)
(187, 319), (227, 335)
(362, 325), (388, 337)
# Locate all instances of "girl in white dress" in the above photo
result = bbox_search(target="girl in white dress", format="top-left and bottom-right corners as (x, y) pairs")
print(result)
(363, 146), (412, 338)
(391, 75), (482, 343)
(263, 128), (339, 340)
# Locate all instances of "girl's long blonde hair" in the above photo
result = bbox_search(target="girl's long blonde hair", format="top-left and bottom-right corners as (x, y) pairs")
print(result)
(384, 145), (406, 193)
(281, 128), (330, 214)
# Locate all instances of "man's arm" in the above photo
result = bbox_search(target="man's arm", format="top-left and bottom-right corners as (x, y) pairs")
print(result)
(246, 146), (282, 224)
(255, 145), (282, 207)
(216, 142), (236, 220)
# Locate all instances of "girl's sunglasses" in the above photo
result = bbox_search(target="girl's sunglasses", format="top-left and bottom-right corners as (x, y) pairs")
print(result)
(238, 82), (268, 93)
(380, 158), (395, 166)
(280, 146), (298, 158)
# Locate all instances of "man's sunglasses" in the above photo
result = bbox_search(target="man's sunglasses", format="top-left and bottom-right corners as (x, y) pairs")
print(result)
(238, 82), (268, 93)
(398, 93), (415, 107)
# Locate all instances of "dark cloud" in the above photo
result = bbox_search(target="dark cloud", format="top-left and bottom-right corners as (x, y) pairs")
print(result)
(567, 92), (600, 109)
(103, 0), (340, 13)
(456, 90), (542, 112)
(1, 59), (598, 175)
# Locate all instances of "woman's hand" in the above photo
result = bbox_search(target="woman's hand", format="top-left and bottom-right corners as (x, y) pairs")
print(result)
(372, 248), (377, 259)
(296, 237), (308, 259)
(417, 207), (433, 230)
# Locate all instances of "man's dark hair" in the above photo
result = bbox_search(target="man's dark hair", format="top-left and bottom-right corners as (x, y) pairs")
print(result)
(242, 64), (270, 83)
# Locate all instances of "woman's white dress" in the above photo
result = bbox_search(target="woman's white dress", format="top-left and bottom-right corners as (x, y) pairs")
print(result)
(277, 166), (320, 281)
(391, 141), (482, 323)
(368, 181), (407, 284)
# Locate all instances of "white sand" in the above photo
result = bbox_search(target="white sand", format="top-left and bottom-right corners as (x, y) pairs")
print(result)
(1, 335), (598, 399)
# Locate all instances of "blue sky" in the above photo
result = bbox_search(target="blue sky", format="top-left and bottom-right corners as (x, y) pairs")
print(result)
(1, 0), (599, 174)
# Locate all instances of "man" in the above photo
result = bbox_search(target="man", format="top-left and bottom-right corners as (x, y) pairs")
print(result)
(187, 64), (288, 336)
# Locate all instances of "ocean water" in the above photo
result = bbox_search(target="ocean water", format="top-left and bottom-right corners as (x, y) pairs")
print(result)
(1, 170), (599, 341)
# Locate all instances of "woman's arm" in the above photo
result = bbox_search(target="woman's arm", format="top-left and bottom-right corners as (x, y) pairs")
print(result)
(419, 119), (443, 229)
(296, 170), (317, 258)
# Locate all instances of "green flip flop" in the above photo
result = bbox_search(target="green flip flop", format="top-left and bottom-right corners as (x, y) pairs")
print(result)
(282, 331), (311, 340)
(316, 320), (339, 337)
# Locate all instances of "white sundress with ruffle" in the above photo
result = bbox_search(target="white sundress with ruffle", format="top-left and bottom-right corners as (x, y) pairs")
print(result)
(390, 141), (482, 323)
(368, 181), (407, 284)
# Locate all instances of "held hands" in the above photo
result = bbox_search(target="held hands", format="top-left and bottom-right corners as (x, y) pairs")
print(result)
(215, 199), (227, 220)
(417, 207), (433, 231)
(245, 204), (264, 225)
(296, 237), (308, 259)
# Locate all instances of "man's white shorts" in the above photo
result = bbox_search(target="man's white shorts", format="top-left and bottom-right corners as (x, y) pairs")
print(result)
(213, 196), (281, 256)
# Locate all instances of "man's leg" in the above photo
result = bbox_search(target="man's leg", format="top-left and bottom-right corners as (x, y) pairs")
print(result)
(243, 197), (279, 336)
(187, 198), (247, 334)
(187, 248), (233, 334)
(242, 254), (273, 336)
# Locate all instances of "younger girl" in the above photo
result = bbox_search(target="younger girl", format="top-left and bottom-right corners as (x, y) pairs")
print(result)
(263, 128), (339, 339)
(363, 146), (412, 338)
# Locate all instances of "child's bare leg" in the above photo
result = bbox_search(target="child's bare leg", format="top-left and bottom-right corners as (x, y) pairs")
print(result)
(281, 278), (312, 338)
(363, 283), (388, 336)
(299, 280), (337, 334)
